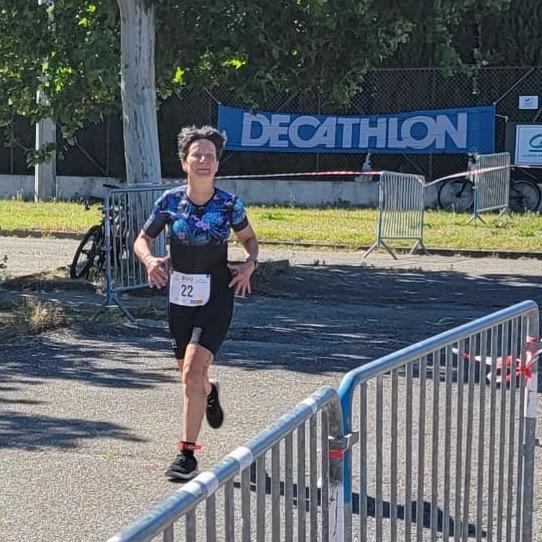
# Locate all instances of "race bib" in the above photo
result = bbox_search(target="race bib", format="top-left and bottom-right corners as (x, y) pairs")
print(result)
(169, 271), (211, 307)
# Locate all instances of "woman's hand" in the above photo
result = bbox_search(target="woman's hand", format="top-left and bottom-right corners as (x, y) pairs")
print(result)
(227, 260), (256, 297)
(144, 255), (169, 288)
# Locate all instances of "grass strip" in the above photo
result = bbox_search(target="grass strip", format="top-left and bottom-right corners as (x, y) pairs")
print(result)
(0, 200), (540, 252)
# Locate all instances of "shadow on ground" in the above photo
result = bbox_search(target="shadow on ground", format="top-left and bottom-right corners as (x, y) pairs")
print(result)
(0, 411), (145, 450)
(234, 467), (482, 537)
(2, 261), (540, 379)
(1, 260), (540, 451)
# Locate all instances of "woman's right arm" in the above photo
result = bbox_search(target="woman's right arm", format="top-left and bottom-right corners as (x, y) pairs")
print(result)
(134, 232), (168, 288)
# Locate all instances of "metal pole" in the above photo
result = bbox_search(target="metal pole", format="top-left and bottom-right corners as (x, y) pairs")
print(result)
(519, 310), (539, 541)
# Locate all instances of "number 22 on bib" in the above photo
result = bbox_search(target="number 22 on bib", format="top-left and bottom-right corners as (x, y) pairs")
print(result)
(169, 272), (211, 306)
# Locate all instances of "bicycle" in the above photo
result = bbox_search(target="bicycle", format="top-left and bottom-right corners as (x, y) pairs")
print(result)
(437, 166), (542, 212)
(69, 184), (127, 280)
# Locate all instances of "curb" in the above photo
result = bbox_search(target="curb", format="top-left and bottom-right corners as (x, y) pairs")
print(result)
(0, 274), (96, 292)
(258, 239), (542, 260)
(2, 229), (542, 261)
(0, 229), (83, 240)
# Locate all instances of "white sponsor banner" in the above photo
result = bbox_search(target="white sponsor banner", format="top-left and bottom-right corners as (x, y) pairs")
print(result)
(515, 124), (542, 166)
(518, 96), (539, 110)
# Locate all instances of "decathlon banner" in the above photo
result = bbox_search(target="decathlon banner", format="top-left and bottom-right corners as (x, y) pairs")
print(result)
(218, 104), (495, 154)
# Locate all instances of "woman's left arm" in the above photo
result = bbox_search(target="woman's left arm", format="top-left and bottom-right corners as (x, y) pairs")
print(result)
(227, 224), (259, 296)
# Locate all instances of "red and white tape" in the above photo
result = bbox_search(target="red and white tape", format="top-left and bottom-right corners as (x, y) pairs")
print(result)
(452, 336), (541, 384)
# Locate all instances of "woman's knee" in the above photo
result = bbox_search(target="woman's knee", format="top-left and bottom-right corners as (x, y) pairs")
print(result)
(185, 344), (213, 366)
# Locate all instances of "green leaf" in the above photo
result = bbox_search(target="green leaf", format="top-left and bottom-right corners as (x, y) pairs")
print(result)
(172, 65), (184, 83)
(223, 57), (246, 69)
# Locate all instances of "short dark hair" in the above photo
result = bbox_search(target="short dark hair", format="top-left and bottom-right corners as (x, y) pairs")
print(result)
(177, 125), (227, 161)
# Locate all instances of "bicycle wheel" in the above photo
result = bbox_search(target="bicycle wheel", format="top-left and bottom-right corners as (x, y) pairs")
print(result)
(509, 179), (541, 212)
(70, 225), (104, 279)
(438, 178), (474, 211)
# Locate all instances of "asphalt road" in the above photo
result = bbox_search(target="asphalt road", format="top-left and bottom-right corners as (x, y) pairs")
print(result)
(0, 235), (541, 541)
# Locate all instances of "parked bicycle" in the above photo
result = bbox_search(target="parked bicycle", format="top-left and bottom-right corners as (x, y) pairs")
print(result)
(437, 166), (542, 212)
(69, 184), (127, 280)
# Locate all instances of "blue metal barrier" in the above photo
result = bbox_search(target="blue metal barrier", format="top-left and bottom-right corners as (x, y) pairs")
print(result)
(337, 300), (539, 542)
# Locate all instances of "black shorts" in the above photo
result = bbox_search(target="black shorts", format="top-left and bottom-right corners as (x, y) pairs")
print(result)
(168, 279), (234, 359)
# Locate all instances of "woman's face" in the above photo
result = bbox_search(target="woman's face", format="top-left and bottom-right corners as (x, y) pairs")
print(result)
(181, 139), (219, 182)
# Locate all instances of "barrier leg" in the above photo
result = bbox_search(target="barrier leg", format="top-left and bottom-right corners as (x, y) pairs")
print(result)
(363, 241), (398, 260)
(90, 295), (137, 323)
(467, 212), (486, 225)
(379, 241), (398, 260)
(408, 240), (430, 256)
(362, 242), (379, 259)
(468, 185), (487, 224)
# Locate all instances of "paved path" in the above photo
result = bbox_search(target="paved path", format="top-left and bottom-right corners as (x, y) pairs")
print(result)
(2, 234), (542, 280)
(0, 235), (541, 541)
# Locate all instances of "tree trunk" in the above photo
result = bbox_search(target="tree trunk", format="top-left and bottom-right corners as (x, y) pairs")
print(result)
(117, 0), (161, 184)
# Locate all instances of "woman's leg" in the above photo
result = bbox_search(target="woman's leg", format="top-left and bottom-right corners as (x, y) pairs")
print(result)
(181, 343), (213, 443)
(176, 357), (184, 376)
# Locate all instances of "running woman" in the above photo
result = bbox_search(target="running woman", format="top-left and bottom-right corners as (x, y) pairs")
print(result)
(134, 126), (259, 480)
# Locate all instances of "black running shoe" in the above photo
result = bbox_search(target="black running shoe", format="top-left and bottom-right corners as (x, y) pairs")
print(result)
(206, 380), (224, 429)
(165, 452), (199, 481)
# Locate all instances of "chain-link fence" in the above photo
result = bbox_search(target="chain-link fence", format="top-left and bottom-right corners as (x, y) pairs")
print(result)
(0, 116), (35, 176)
(3, 66), (542, 181)
(56, 117), (126, 178)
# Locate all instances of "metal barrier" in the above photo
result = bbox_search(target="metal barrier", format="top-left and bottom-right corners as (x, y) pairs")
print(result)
(363, 171), (428, 260)
(471, 152), (511, 223)
(101, 183), (178, 320)
(107, 386), (345, 542)
(106, 301), (539, 542)
(337, 299), (539, 542)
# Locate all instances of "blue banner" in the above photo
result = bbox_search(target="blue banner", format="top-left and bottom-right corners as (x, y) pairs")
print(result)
(218, 104), (495, 154)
